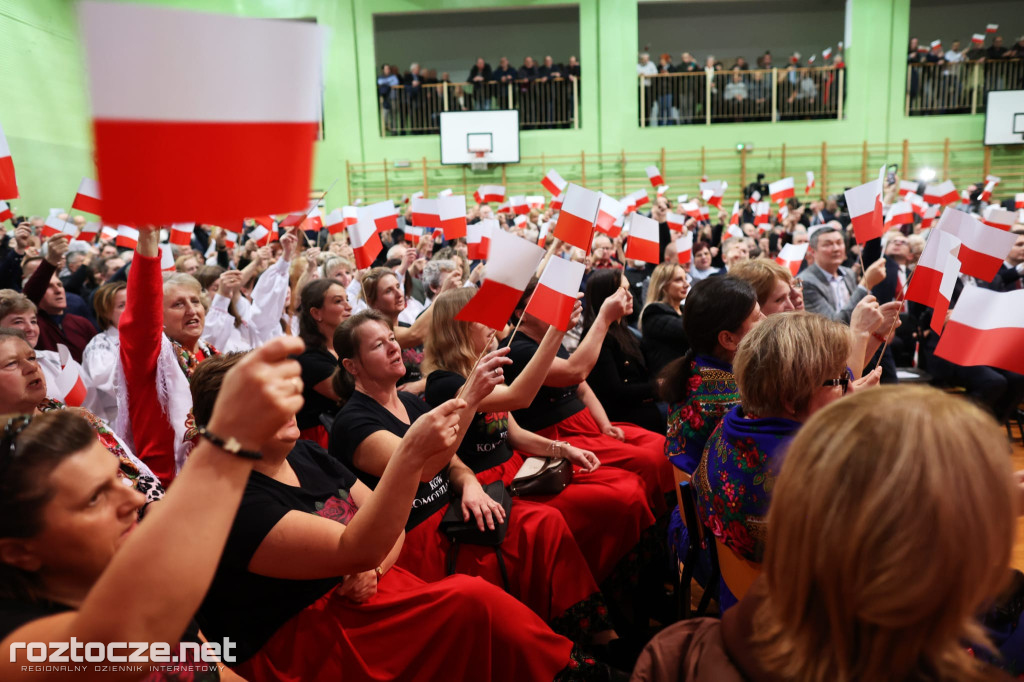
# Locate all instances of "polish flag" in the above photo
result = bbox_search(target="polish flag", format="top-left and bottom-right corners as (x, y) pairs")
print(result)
(253, 215), (275, 230)
(404, 226), (423, 245)
(438, 194), (467, 239)
(0, 201), (12, 222)
(904, 229), (962, 333)
(100, 225), (118, 242)
(513, 214), (529, 231)
(541, 169), (567, 196)
(159, 243), (176, 272)
(626, 213), (661, 264)
(920, 205), (941, 229)
(676, 232), (693, 265)
(768, 177), (795, 205)
(474, 184), (505, 204)
(350, 209), (382, 269)
(552, 184), (600, 252)
(906, 192), (927, 216)
(980, 180), (997, 203)
(699, 180), (726, 208)
(0, 122), (18, 199)
(656, 185), (670, 197)
(76, 222), (100, 243)
(676, 194), (689, 204)
(960, 190), (971, 206)
(41, 215), (76, 239)
(79, 3), (321, 224)
(467, 218), (495, 261)
(936, 207), (1017, 281)
(898, 180), (918, 197)
(822, 47), (833, 60)
(407, 191), (423, 204)
(222, 229), (238, 249)
(666, 212), (686, 232)
(805, 171), (815, 194)
(72, 178), (102, 216)
(699, 205), (710, 222)
(550, 193), (563, 211)
(527, 196), (546, 210)
(526, 256), (586, 331)
(343, 205), (359, 227)
(923, 180), (958, 206)
(935, 286), (1024, 376)
(510, 196), (530, 215)
(629, 189), (650, 209)
(1016, 193), (1024, 209)
(986, 174), (1001, 184)
(116, 225), (139, 249)
(754, 201), (771, 226)
(537, 221), (550, 248)
(645, 165), (664, 188)
(410, 197), (440, 228)
(726, 224), (745, 240)
(595, 194), (625, 235)
(456, 228), (546, 331)
(930, 40), (941, 50)
(607, 214), (624, 239)
(169, 222), (195, 246)
(280, 200), (318, 227)
(324, 209), (345, 235)
(845, 167), (884, 244)
(248, 223), (277, 247)
(55, 345), (87, 407)
(972, 33), (985, 46)
(986, 24), (998, 33)
(981, 206), (1017, 231)
(729, 201), (741, 226)
(748, 190), (761, 204)
(370, 200), (398, 233)
(681, 201), (701, 220)
(775, 243), (809, 276)
(779, 206), (790, 221)
(884, 202), (914, 227)
(437, 188), (453, 198)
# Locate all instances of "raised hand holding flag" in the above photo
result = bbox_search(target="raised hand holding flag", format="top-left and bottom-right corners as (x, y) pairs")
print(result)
(456, 228), (546, 331)
(552, 183), (600, 252)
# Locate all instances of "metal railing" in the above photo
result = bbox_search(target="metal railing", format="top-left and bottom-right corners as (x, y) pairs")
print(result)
(638, 66), (845, 127)
(906, 59), (1024, 116)
(378, 78), (580, 136)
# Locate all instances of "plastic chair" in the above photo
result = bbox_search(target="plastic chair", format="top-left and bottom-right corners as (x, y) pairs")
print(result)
(714, 538), (761, 602)
(677, 480), (719, 619)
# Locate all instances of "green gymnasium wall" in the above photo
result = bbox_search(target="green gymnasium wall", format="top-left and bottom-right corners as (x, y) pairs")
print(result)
(0, 0), (1004, 215)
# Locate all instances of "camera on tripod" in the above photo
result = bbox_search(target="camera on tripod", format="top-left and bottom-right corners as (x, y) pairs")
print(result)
(743, 173), (769, 201)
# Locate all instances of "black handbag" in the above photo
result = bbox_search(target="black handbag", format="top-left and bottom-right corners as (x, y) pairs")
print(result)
(440, 480), (512, 590)
(508, 457), (574, 497)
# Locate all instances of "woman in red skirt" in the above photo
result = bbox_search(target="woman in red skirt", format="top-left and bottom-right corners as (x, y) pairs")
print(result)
(190, 352), (608, 681)
(422, 288), (655, 583)
(503, 280), (674, 516)
(330, 310), (618, 647)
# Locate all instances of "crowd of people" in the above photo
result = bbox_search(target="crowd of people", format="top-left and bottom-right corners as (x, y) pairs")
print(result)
(0, 170), (1023, 681)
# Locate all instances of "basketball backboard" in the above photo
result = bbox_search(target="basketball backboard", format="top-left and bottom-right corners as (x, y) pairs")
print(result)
(984, 90), (1024, 145)
(440, 110), (520, 165)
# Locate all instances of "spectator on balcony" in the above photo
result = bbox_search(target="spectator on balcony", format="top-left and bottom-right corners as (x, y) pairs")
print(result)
(785, 67), (818, 118)
(748, 68), (770, 120)
(377, 64), (400, 133)
(638, 53), (658, 125)
(734, 56), (749, 71)
(922, 42), (945, 109)
(675, 52), (700, 124)
(724, 67), (749, 120)
(538, 56), (564, 127)
(469, 57), (492, 110)
(761, 51), (773, 69)
(656, 53), (675, 126)
(987, 35), (1008, 60)
(518, 56), (540, 128)
(403, 63), (423, 131)
(491, 56), (516, 109)
(942, 40), (967, 111)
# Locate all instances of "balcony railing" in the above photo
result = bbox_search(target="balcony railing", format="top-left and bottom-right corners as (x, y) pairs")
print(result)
(906, 59), (1024, 116)
(638, 66), (845, 127)
(378, 78), (580, 136)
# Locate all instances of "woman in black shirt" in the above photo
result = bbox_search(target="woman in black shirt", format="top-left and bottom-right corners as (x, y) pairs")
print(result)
(294, 278), (350, 446)
(331, 310), (616, 647)
(639, 261), (690, 374)
(190, 353), (595, 681)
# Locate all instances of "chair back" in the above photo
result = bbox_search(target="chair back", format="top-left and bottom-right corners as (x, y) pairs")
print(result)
(673, 466), (691, 523)
(715, 537), (761, 601)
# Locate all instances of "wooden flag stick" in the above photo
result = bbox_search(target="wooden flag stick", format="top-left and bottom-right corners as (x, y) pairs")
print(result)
(871, 266), (918, 372)
(454, 330), (497, 400)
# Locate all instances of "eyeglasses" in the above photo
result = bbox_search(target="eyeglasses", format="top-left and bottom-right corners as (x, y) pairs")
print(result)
(822, 377), (849, 395)
(0, 415), (32, 474)
(790, 280), (804, 290)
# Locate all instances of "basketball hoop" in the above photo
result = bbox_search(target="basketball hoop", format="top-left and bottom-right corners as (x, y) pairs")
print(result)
(470, 150), (489, 172)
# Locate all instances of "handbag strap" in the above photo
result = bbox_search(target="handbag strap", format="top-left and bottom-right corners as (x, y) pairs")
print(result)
(444, 541), (510, 593)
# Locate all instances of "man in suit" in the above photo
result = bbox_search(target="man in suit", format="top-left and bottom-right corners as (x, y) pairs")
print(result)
(798, 226), (887, 324)
(870, 231), (915, 378)
(979, 227), (1024, 292)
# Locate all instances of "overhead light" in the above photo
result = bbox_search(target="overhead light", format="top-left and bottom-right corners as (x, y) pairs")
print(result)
(918, 167), (936, 182)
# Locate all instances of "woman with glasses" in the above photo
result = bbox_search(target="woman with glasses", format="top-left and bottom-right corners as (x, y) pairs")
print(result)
(0, 338), (305, 681)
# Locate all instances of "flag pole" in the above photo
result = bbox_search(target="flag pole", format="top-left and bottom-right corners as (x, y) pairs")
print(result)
(454, 330), (497, 401)
(871, 266), (918, 372)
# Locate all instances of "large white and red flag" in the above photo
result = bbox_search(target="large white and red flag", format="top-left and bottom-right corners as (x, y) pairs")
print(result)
(729, 201), (741, 226)
(0, 201), (11, 222)
(169, 222), (195, 246)
(248, 222), (278, 247)
(403, 226), (423, 245)
(625, 213), (660, 264)
(897, 180), (918, 197)
(754, 201), (771, 226)
(279, 199), (318, 227)
(681, 201), (701, 220)
(726, 224), (745, 240)
(100, 225), (118, 242)
(775, 243), (809, 276)
(54, 345), (87, 407)
(527, 196), (546, 210)
(935, 286), (1024, 375)
(981, 206), (1017, 231)
(552, 183), (600, 252)
(474, 185), (505, 204)
(903, 229), (961, 333)
(0, 122), (18, 199)
(510, 195), (530, 215)
(645, 165), (664, 188)
(72, 178), (102, 216)
(550, 193), (563, 211)
(699, 180), (726, 208)
(41, 215), (77, 239)
(456, 228), (545, 331)
(595, 193), (625, 235)
(923, 180), (958, 206)
(1017, 193), (1024, 210)
(438, 195), (467, 239)
(76, 221), (100, 243)
(342, 205), (358, 227)
(525, 256), (586, 331)
(158, 243), (176, 272)
(936, 207), (1017, 281)
(410, 196), (440, 228)
(324, 209), (345, 235)
(805, 171), (815, 194)
(350, 209), (382, 269)
(627, 188), (649, 209)
(676, 232), (693, 265)
(979, 179), (997, 203)
(884, 201), (914, 228)
(666, 212), (686, 232)
(906, 192), (927, 216)
(513, 214), (529, 231)
(467, 218), (495, 261)
(920, 204), (941, 229)
(845, 167), (884, 244)
(541, 169), (567, 196)
(115, 225), (139, 249)
(768, 177), (795, 205)
(370, 200), (398, 233)
(79, 2), (322, 224)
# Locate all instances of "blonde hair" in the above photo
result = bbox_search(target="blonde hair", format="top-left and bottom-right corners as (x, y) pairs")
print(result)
(734, 312), (849, 418)
(0, 291), (36, 321)
(645, 262), (683, 306)
(360, 267), (398, 309)
(422, 287), (479, 378)
(729, 259), (792, 307)
(753, 385), (1015, 682)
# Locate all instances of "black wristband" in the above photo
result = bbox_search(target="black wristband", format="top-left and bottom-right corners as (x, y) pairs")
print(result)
(196, 425), (262, 460)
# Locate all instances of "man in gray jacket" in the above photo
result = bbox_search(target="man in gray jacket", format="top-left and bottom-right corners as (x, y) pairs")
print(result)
(797, 226), (886, 324)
